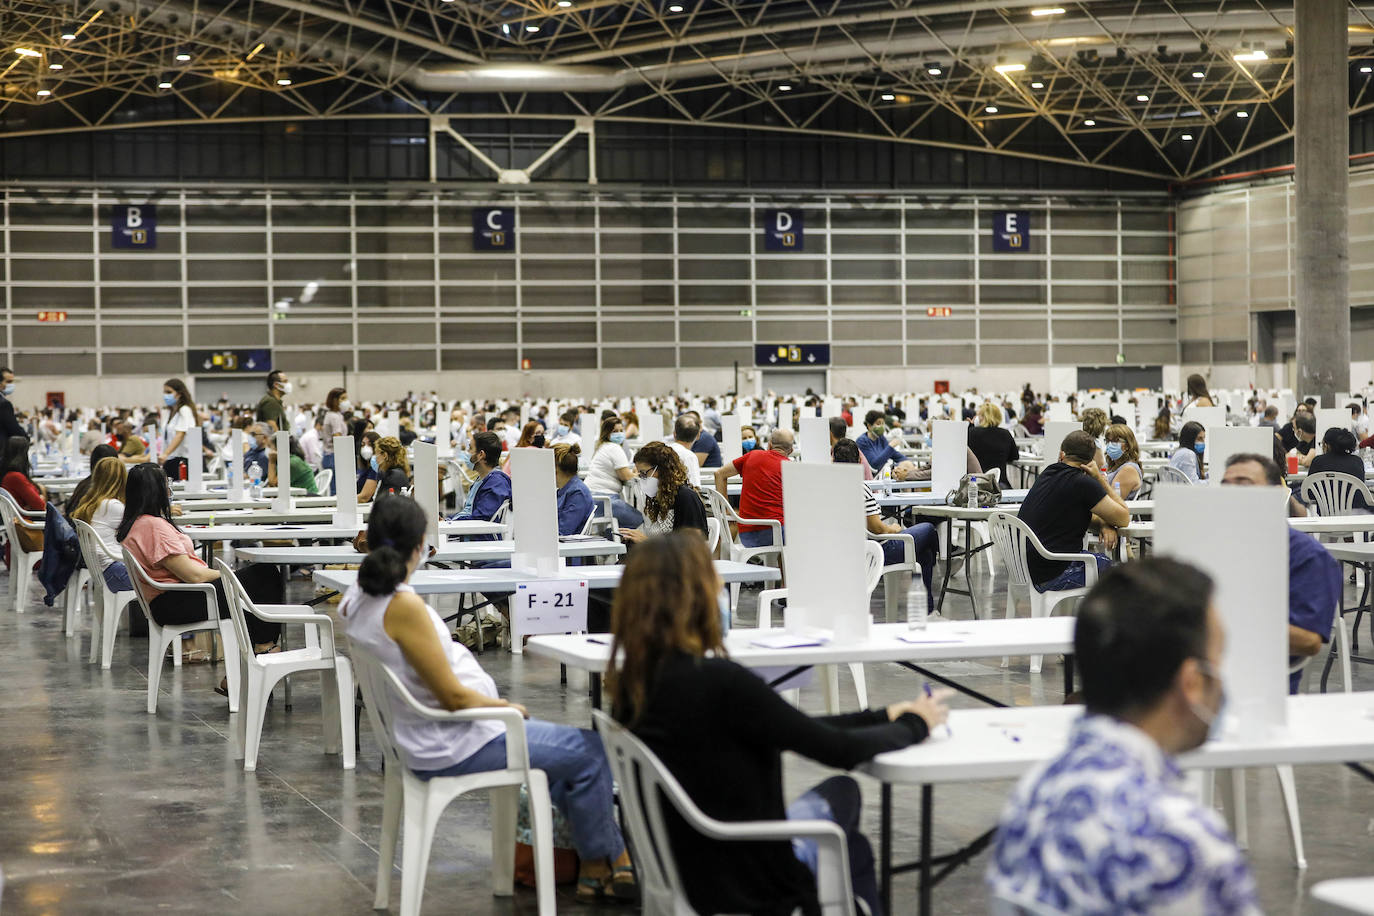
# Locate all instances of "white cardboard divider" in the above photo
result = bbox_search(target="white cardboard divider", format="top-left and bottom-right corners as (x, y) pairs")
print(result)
(931, 419), (968, 494)
(378, 412), (400, 438)
(822, 397), (842, 422)
(510, 447), (561, 578)
(1278, 392), (1296, 420)
(184, 427), (205, 494)
(1046, 401), (1073, 422)
(273, 431), (294, 513)
(332, 436), (358, 529)
(719, 413), (743, 464)
(738, 404), (753, 428)
(227, 428), (245, 501)
(1183, 405), (1225, 430)
(782, 461), (869, 644)
(638, 411), (664, 444)
(412, 441), (441, 550)
(1154, 485), (1289, 741)
(1205, 426), (1273, 486)
(778, 402), (794, 432)
(798, 415), (831, 463)
(1314, 408), (1350, 442)
(1115, 402), (1136, 432)
(1040, 421), (1081, 467)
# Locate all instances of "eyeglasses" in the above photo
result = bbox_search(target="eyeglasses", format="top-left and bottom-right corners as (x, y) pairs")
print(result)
(636, 468), (653, 479)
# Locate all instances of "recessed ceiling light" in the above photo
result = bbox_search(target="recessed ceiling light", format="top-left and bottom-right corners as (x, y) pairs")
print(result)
(880, 93), (895, 101)
(994, 63), (1026, 73)
(1362, 65), (1373, 74)
(1083, 118), (1096, 126)
(276, 76), (292, 86)
(1181, 133), (1194, 141)
(1136, 93), (1150, 102)
(927, 66), (942, 76)
(36, 86), (51, 97)
(1030, 80), (1045, 89)
(14, 48), (40, 58)
(526, 24), (540, 32)
(48, 62), (62, 70)
(174, 49), (191, 61)
(985, 104), (999, 113)
(1236, 110), (1249, 118)
(1192, 70), (1205, 78)
(60, 26), (78, 41)
(668, 3), (683, 10)
(157, 76), (173, 89)
(778, 83), (792, 91)
(1030, 7), (1066, 15)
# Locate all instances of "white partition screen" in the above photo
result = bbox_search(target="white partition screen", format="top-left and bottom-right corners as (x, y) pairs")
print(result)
(510, 447), (560, 577)
(782, 462), (869, 644)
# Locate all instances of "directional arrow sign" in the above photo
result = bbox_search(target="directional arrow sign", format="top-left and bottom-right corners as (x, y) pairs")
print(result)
(188, 348), (273, 375)
(754, 343), (830, 368)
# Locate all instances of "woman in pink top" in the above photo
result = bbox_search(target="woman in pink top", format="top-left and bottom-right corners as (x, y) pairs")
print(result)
(117, 465), (284, 688)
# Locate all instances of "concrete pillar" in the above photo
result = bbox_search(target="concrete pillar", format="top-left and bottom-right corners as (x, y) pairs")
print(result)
(1295, 0), (1350, 405)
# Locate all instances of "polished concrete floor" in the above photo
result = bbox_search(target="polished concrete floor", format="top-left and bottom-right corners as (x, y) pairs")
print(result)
(2, 559), (1372, 916)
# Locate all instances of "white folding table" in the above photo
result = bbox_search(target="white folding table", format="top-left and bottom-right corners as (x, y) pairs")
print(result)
(862, 692), (1374, 916)
(236, 538), (625, 566)
(1311, 877), (1374, 915)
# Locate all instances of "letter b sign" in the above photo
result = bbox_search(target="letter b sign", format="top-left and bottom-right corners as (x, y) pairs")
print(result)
(112, 204), (157, 249)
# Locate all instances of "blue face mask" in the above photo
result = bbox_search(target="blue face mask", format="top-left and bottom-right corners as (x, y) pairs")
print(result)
(370, 456), (379, 472)
(609, 432), (626, 444)
(1194, 442), (1206, 456)
(163, 393), (176, 407)
(557, 425), (570, 437)
(1104, 441), (1124, 461)
(2, 383), (14, 397)
(741, 438), (756, 452)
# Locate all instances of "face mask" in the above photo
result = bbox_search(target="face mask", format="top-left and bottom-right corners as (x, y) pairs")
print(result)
(557, 425), (570, 437)
(1194, 442), (1206, 456)
(532, 434), (546, 448)
(2, 384), (14, 397)
(609, 432), (626, 445)
(360, 445), (374, 461)
(370, 456), (379, 472)
(340, 400), (352, 411)
(279, 381), (292, 395)
(1104, 442), (1124, 461)
(741, 438), (756, 452)
(641, 476), (659, 498)
(163, 393), (176, 407)
(1189, 661), (1228, 743)
(871, 424), (886, 436)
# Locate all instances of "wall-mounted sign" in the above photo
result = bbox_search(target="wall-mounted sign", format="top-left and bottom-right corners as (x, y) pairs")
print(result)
(473, 207), (515, 250)
(112, 204), (157, 250)
(926, 307), (953, 317)
(763, 208), (804, 251)
(754, 343), (830, 367)
(37, 311), (68, 322)
(187, 348), (272, 374)
(991, 210), (1030, 252)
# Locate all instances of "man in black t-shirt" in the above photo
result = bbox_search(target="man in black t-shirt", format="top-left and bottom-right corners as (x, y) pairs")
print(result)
(1016, 430), (1132, 591)
(1277, 409), (1317, 465)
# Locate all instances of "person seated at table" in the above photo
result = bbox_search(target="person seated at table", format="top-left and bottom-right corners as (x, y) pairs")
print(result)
(448, 431), (510, 541)
(586, 415), (641, 529)
(1278, 409), (1318, 467)
(243, 423), (272, 482)
(1306, 427), (1368, 510)
(684, 409), (723, 469)
(550, 408), (582, 448)
(714, 430), (791, 548)
(69, 455), (136, 592)
(500, 421), (546, 474)
(1079, 407), (1109, 467)
(1221, 453), (1340, 693)
(1103, 424), (1143, 500)
(828, 417), (873, 479)
(115, 422), (153, 465)
(264, 436), (320, 496)
(986, 558), (1258, 913)
(968, 402), (1018, 485)
(1, 434), (48, 552)
(1016, 431), (1129, 592)
(1152, 407), (1173, 442)
(1181, 372), (1216, 411)
(621, 442), (708, 543)
(833, 438), (938, 618)
(1169, 421), (1206, 483)
(610, 532), (950, 916)
(339, 495), (637, 902)
(740, 424), (759, 453)
(117, 464), (284, 695)
(554, 443), (594, 536)
(358, 436), (410, 503)
(856, 410), (906, 475)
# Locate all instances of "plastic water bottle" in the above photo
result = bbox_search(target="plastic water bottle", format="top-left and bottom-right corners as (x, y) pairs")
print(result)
(966, 474), (980, 507)
(249, 464), (263, 500)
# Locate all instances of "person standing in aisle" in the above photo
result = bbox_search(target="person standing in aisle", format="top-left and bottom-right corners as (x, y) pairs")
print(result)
(255, 369), (291, 433)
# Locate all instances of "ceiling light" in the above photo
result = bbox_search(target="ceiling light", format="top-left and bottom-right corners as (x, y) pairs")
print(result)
(48, 61), (62, 70)
(1233, 49), (1268, 62)
(778, 83), (792, 91)
(174, 49), (191, 62)
(1362, 65), (1373, 74)
(35, 85), (51, 97)
(1030, 80), (1045, 89)
(1192, 70), (1205, 78)
(14, 48), (41, 58)
(502, 23), (511, 34)
(60, 26), (78, 41)
(558, 0), (572, 5)
(1136, 93), (1150, 102)
(276, 76), (292, 86)
(668, 3), (684, 10)
(525, 24), (540, 32)
(985, 104), (998, 113)
(1236, 110), (1249, 118)
(1083, 118), (1096, 126)
(880, 92), (895, 101)
(927, 65), (942, 76)
(157, 74), (173, 89)
(994, 63), (1026, 74)
(1030, 7), (1066, 15)
(1181, 133), (1194, 141)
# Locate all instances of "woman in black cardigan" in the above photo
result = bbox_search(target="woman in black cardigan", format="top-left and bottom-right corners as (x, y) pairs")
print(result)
(608, 533), (949, 916)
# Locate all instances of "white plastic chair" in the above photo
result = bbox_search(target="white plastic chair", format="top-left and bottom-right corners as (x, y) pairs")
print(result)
(349, 640), (556, 916)
(706, 517), (722, 555)
(314, 468), (333, 496)
(1153, 464), (1195, 486)
(62, 566), (92, 639)
(122, 546), (241, 714)
(867, 530), (920, 623)
(1299, 471), (1374, 517)
(593, 709), (856, 916)
(74, 520), (140, 669)
(988, 512), (1098, 674)
(702, 487), (784, 611)
(214, 559), (355, 772)
(0, 489), (44, 613)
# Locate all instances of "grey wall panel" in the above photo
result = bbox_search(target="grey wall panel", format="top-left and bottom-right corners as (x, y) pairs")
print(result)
(100, 324), (180, 348)
(603, 347), (676, 369)
(188, 323), (270, 346)
(441, 349), (514, 370)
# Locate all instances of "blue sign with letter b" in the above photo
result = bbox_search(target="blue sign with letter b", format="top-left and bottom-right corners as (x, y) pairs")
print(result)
(112, 205), (157, 250)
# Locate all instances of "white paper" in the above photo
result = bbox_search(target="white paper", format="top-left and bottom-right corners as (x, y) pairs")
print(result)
(750, 633), (826, 649)
(512, 579), (588, 642)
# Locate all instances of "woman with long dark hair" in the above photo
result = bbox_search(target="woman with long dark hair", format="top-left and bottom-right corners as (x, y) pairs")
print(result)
(1, 435), (46, 512)
(159, 377), (198, 480)
(618, 441), (707, 543)
(608, 533), (949, 916)
(1182, 373), (1215, 411)
(319, 387), (349, 494)
(117, 464), (283, 693)
(339, 495), (636, 902)
(1170, 421), (1206, 483)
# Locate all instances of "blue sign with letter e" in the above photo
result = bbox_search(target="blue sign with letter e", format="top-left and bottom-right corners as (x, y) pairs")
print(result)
(763, 208), (804, 252)
(473, 207), (515, 250)
(992, 210), (1030, 252)
(112, 204), (157, 250)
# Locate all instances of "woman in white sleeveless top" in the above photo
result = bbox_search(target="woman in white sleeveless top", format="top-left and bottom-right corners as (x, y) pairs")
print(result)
(340, 496), (636, 902)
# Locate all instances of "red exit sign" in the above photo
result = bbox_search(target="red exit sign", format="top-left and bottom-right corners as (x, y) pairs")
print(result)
(37, 311), (68, 322)
(926, 307), (952, 317)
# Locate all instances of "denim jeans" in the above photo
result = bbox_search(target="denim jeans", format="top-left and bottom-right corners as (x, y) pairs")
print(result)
(414, 719), (625, 861)
(606, 494), (643, 529)
(320, 452), (336, 495)
(739, 526), (783, 549)
(102, 561), (132, 593)
(879, 523), (938, 612)
(1034, 552), (1111, 593)
(788, 775), (882, 916)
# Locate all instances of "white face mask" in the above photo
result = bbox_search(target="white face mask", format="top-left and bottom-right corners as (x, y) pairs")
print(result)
(360, 445), (374, 461)
(641, 476), (659, 498)
(279, 381), (292, 395)
(340, 399), (352, 411)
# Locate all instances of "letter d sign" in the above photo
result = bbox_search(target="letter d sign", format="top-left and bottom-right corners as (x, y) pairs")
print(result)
(764, 208), (805, 252)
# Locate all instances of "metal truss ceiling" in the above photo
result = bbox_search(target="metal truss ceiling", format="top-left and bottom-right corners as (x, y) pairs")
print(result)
(7, 1), (1374, 181)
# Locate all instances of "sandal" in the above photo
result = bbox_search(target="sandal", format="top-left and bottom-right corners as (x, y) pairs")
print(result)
(253, 642), (282, 656)
(609, 865), (639, 902)
(575, 876), (608, 902)
(214, 678), (229, 698)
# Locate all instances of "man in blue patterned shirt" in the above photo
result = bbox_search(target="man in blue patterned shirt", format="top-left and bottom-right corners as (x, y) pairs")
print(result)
(986, 558), (1261, 915)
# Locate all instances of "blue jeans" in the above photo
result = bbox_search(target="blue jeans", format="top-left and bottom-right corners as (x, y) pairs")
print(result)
(102, 562), (132, 593)
(321, 452), (336, 495)
(788, 775), (881, 916)
(1034, 553), (1111, 593)
(740, 526), (783, 549)
(880, 523), (938, 612)
(605, 494), (643, 529)
(415, 719), (625, 861)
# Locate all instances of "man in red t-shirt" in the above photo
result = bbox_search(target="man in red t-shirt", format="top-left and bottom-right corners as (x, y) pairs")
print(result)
(713, 428), (792, 547)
